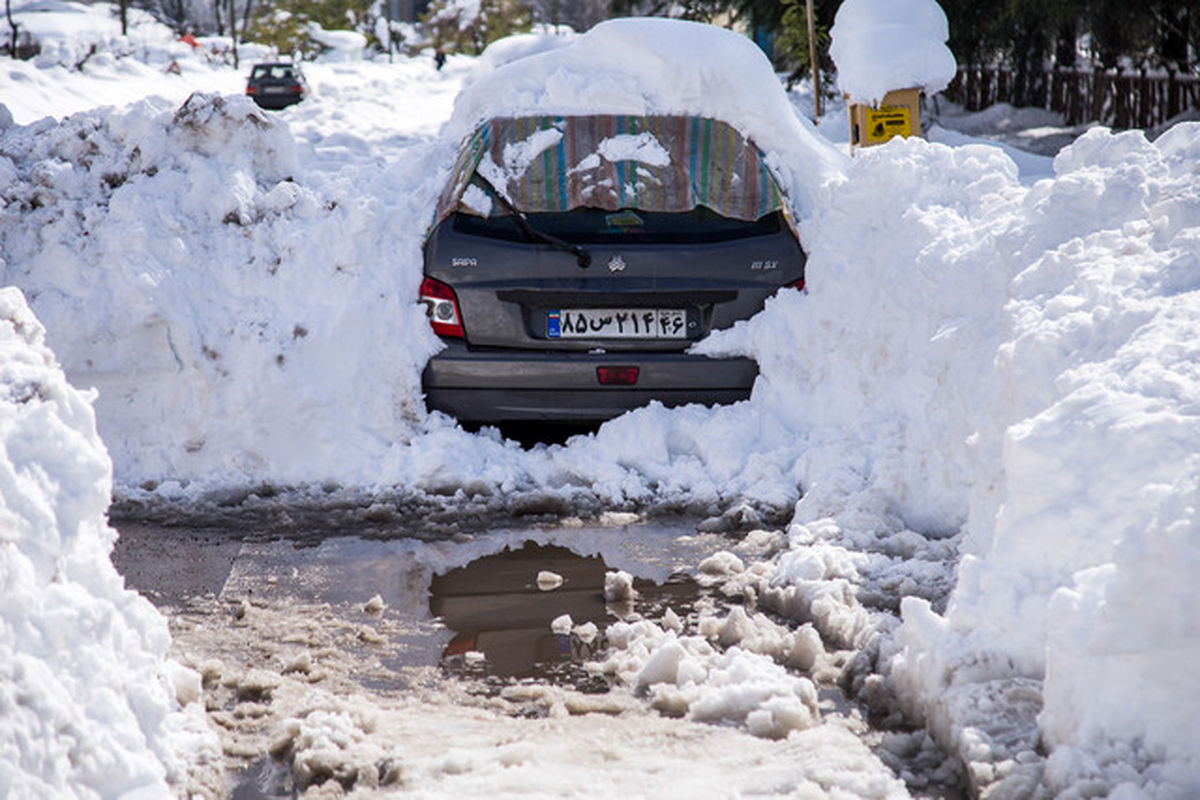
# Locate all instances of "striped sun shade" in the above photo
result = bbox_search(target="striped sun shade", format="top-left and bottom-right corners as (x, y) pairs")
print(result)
(433, 115), (788, 227)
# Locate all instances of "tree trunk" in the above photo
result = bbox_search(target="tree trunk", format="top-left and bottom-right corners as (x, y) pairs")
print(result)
(806, 0), (820, 118)
(6, 0), (19, 57)
(229, 0), (238, 68)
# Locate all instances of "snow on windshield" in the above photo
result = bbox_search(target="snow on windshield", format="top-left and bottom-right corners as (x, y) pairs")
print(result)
(597, 132), (671, 166)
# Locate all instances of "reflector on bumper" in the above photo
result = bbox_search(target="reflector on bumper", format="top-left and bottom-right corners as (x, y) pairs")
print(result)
(596, 366), (639, 386)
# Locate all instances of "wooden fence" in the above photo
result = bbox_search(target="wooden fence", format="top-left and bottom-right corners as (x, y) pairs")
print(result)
(945, 65), (1200, 130)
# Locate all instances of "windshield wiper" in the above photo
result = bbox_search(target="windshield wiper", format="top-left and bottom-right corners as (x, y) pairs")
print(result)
(470, 174), (592, 269)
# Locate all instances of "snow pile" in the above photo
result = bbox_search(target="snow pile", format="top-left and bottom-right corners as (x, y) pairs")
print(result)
(594, 611), (823, 740)
(829, 0), (956, 105)
(886, 125), (1200, 796)
(0, 91), (443, 490)
(703, 124), (1200, 794)
(0, 288), (221, 797)
(698, 136), (1021, 532)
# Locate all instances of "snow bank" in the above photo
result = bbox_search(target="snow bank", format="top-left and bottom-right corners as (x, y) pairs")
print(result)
(0, 91), (443, 490)
(829, 0), (956, 105)
(705, 124), (1200, 794)
(874, 126), (1200, 795)
(0, 288), (221, 797)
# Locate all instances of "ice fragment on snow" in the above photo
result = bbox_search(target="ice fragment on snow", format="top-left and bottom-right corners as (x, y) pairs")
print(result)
(604, 570), (637, 602)
(536, 570), (564, 590)
(573, 621), (599, 643)
(362, 594), (385, 615)
(698, 550), (745, 575)
(283, 652), (313, 674)
(165, 661), (203, 706)
(599, 511), (639, 526)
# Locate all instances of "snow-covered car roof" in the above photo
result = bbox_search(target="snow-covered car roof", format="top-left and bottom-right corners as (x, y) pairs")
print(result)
(443, 17), (846, 221)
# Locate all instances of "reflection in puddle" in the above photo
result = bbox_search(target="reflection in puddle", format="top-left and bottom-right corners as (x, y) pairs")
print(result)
(429, 541), (700, 683)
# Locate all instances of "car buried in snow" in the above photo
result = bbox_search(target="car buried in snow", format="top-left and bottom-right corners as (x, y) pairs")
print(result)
(244, 61), (308, 110)
(419, 113), (806, 425)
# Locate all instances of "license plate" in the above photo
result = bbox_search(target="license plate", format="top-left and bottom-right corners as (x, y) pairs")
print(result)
(547, 308), (687, 339)
(264, 86), (288, 93)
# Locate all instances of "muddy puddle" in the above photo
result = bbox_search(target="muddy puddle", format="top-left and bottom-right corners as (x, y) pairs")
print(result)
(113, 518), (741, 797)
(429, 541), (702, 686)
(114, 519), (720, 690)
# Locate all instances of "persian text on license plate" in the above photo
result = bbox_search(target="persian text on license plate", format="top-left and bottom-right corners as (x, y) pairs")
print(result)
(547, 308), (687, 339)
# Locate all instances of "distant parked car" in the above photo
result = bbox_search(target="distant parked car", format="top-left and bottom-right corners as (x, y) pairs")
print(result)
(245, 62), (307, 110)
(420, 112), (806, 425)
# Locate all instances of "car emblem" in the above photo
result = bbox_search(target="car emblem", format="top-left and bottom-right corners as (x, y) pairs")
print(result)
(607, 255), (627, 272)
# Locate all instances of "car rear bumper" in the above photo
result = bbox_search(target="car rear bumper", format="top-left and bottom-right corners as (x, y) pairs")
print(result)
(250, 95), (302, 109)
(422, 340), (757, 423)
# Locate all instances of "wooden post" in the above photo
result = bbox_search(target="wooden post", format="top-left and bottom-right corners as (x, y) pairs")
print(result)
(1166, 66), (1179, 120)
(806, 0), (821, 119)
(1091, 66), (1106, 123)
(1139, 67), (1151, 129)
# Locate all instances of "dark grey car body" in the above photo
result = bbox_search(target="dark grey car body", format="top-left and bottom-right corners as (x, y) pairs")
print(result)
(420, 115), (805, 424)
(245, 62), (308, 110)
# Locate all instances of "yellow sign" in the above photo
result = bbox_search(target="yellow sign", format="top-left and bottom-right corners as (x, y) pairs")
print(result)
(864, 105), (913, 144)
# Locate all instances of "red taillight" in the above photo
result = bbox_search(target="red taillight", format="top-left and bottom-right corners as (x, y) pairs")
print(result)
(245, 85), (256, 95)
(597, 366), (639, 386)
(419, 277), (464, 338)
(785, 278), (805, 292)
(290, 84), (304, 94)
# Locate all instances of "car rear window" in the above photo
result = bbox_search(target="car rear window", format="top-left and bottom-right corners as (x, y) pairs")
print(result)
(434, 115), (790, 229)
(252, 65), (297, 80)
(451, 206), (785, 244)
